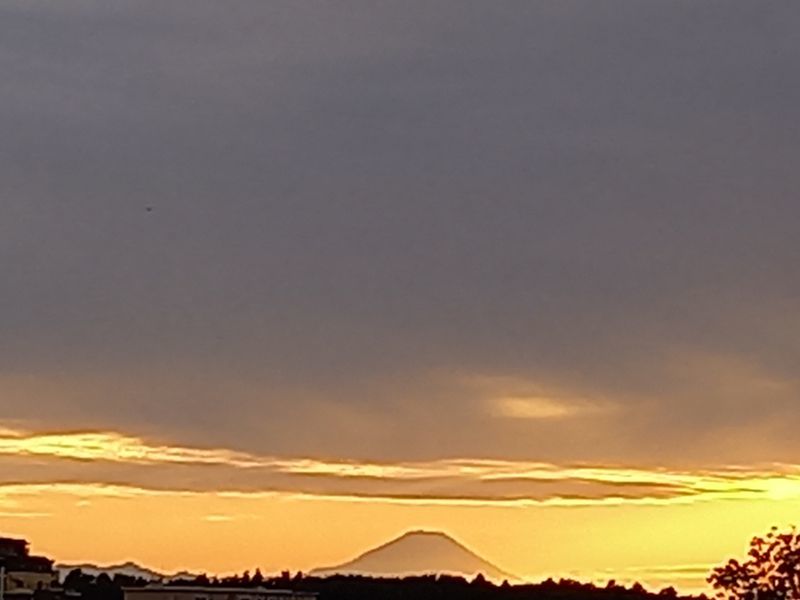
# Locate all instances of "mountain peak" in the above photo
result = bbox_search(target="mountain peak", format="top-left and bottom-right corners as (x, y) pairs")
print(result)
(397, 529), (453, 541)
(311, 530), (516, 582)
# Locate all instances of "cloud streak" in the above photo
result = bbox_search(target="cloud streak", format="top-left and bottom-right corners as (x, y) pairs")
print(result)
(2, 426), (800, 508)
(490, 396), (615, 420)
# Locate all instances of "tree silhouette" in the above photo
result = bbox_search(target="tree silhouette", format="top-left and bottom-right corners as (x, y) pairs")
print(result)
(63, 569), (86, 591)
(56, 565), (712, 600)
(709, 526), (800, 600)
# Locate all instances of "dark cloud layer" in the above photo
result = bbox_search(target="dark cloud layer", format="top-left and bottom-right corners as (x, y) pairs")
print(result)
(2, 1), (799, 464)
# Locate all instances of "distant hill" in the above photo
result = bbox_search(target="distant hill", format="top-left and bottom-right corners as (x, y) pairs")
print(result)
(56, 561), (197, 582)
(311, 530), (516, 582)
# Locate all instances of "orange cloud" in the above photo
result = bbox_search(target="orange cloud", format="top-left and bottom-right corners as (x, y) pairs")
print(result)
(1, 425), (800, 508)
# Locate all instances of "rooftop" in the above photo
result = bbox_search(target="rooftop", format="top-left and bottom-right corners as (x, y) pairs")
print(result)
(0, 537), (30, 558)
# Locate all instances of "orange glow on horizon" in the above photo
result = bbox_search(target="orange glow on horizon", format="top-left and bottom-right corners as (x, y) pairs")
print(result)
(1, 425), (800, 594)
(2, 480), (798, 593)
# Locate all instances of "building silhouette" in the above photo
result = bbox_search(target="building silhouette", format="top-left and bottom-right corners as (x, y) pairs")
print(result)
(0, 537), (59, 599)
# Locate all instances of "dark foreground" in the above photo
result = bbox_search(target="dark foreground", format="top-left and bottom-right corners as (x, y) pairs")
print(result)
(59, 571), (708, 600)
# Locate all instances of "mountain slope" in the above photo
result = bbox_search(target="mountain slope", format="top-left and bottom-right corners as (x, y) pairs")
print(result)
(311, 530), (515, 581)
(56, 562), (197, 581)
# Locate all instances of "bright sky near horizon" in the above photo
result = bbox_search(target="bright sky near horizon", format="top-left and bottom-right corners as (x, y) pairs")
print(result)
(2, 0), (800, 594)
(3, 421), (800, 591)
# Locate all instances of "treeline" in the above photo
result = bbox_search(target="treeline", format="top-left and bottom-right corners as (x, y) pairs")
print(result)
(273, 574), (707, 600)
(61, 570), (148, 600)
(60, 569), (709, 600)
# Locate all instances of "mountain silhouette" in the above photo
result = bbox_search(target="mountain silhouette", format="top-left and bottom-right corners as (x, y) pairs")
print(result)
(56, 561), (197, 581)
(311, 530), (516, 581)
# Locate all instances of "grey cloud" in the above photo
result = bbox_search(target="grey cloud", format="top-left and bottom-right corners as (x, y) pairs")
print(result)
(1, 1), (800, 464)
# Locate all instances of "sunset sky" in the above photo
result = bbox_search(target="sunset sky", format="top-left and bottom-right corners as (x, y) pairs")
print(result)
(2, 0), (800, 593)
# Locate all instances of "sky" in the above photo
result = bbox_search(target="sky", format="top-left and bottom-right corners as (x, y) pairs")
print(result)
(1, 0), (800, 593)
